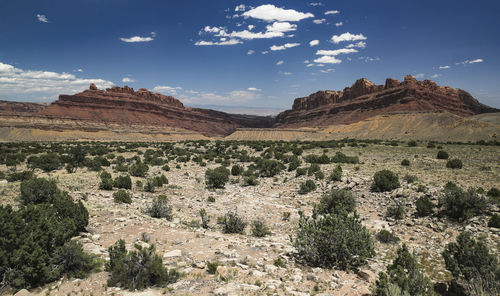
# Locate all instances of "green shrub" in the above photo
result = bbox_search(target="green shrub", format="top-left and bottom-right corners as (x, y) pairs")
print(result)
(307, 163), (321, 176)
(113, 190), (132, 204)
(113, 175), (132, 189)
(299, 180), (317, 194)
(442, 231), (500, 295)
(487, 187), (499, 198)
(99, 171), (113, 190)
(437, 150), (449, 160)
(440, 185), (487, 221)
(314, 170), (325, 180)
(220, 211), (247, 234)
(27, 153), (61, 172)
(144, 179), (156, 193)
(162, 164), (170, 171)
(488, 214), (500, 228)
(231, 164), (243, 176)
(376, 229), (400, 244)
(376, 244), (434, 296)
(372, 170), (400, 192)
(387, 203), (405, 220)
(446, 158), (463, 169)
(331, 152), (359, 164)
(329, 165), (342, 182)
(273, 257), (286, 268)
(313, 189), (355, 217)
(251, 220), (271, 237)
(106, 239), (179, 290)
(129, 161), (149, 177)
(401, 159), (410, 166)
(242, 175), (259, 186)
(205, 166), (230, 188)
(200, 208), (210, 229)
(403, 174), (418, 184)
(145, 195), (172, 220)
(407, 140), (418, 147)
(54, 240), (101, 279)
(288, 156), (301, 171)
(206, 261), (219, 274)
(416, 195), (434, 217)
(20, 177), (58, 204)
(7, 170), (34, 182)
(257, 159), (284, 177)
(293, 211), (375, 269)
(296, 167), (307, 177)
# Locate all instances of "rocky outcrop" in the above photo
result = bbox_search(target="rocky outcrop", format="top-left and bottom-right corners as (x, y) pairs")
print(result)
(0, 100), (47, 115)
(275, 75), (498, 128)
(39, 85), (273, 136)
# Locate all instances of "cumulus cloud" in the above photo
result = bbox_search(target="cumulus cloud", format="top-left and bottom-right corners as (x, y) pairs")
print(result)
(314, 56), (342, 64)
(242, 4), (314, 22)
(194, 39), (242, 46)
(325, 10), (339, 15)
(316, 48), (358, 56)
(282, 72), (293, 75)
(152, 85), (182, 95)
(457, 58), (483, 65)
(320, 68), (335, 73)
(313, 19), (326, 24)
(122, 77), (136, 83)
(247, 87), (261, 91)
(120, 36), (154, 43)
(0, 61), (114, 102)
(235, 4), (246, 12)
(359, 56), (380, 62)
(331, 32), (366, 44)
(439, 65), (451, 69)
(335, 22), (343, 27)
(270, 43), (300, 51)
(36, 14), (49, 23)
(309, 40), (319, 47)
(346, 41), (366, 48)
(309, 2), (323, 6)
(276, 60), (284, 65)
(179, 89), (261, 105)
(414, 73), (425, 79)
(247, 50), (255, 55)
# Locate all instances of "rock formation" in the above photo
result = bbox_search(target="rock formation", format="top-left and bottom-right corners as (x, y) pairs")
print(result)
(275, 75), (498, 128)
(38, 85), (274, 136)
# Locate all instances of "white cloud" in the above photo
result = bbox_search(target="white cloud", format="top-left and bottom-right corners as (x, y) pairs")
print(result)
(194, 39), (242, 46)
(120, 36), (154, 43)
(325, 10), (339, 15)
(248, 25), (255, 30)
(282, 72), (293, 75)
(122, 77), (136, 83)
(309, 2), (323, 6)
(320, 68), (335, 73)
(313, 19), (326, 24)
(150, 32), (157, 37)
(439, 65), (451, 69)
(242, 4), (314, 22)
(36, 14), (49, 23)
(276, 60), (284, 65)
(346, 41), (366, 48)
(180, 89), (261, 105)
(306, 63), (314, 67)
(247, 50), (255, 55)
(316, 48), (358, 56)
(309, 40), (319, 47)
(0, 61), (114, 102)
(359, 56), (380, 62)
(414, 73), (425, 79)
(457, 58), (483, 65)
(261, 51), (269, 54)
(266, 21), (297, 33)
(235, 4), (246, 12)
(76, 69), (83, 72)
(247, 87), (261, 91)
(331, 32), (367, 44)
(313, 56), (342, 64)
(431, 74), (440, 78)
(152, 85), (183, 95)
(335, 22), (343, 27)
(270, 43), (300, 51)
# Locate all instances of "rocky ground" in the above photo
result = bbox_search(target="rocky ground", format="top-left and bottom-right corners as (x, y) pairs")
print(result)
(2, 142), (499, 296)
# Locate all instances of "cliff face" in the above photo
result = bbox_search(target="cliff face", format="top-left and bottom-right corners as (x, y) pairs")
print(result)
(275, 75), (498, 128)
(39, 84), (273, 136)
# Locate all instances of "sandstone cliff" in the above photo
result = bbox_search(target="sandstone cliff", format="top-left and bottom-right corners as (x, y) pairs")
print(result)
(275, 75), (498, 128)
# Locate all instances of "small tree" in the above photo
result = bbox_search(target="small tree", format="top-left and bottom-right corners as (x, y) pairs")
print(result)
(401, 159), (410, 166)
(106, 239), (179, 290)
(113, 190), (132, 204)
(446, 159), (463, 169)
(205, 166), (230, 189)
(293, 211), (374, 270)
(231, 164), (243, 176)
(220, 211), (247, 234)
(145, 195), (172, 220)
(376, 244), (435, 296)
(329, 165), (342, 182)
(99, 171), (113, 190)
(440, 184), (487, 221)
(113, 175), (132, 189)
(251, 220), (271, 237)
(313, 189), (355, 217)
(442, 231), (500, 295)
(299, 179), (317, 194)
(416, 195), (434, 217)
(372, 170), (400, 192)
(20, 177), (58, 204)
(437, 150), (449, 160)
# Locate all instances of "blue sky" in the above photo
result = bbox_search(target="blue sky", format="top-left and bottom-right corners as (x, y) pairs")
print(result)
(0, 0), (499, 111)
